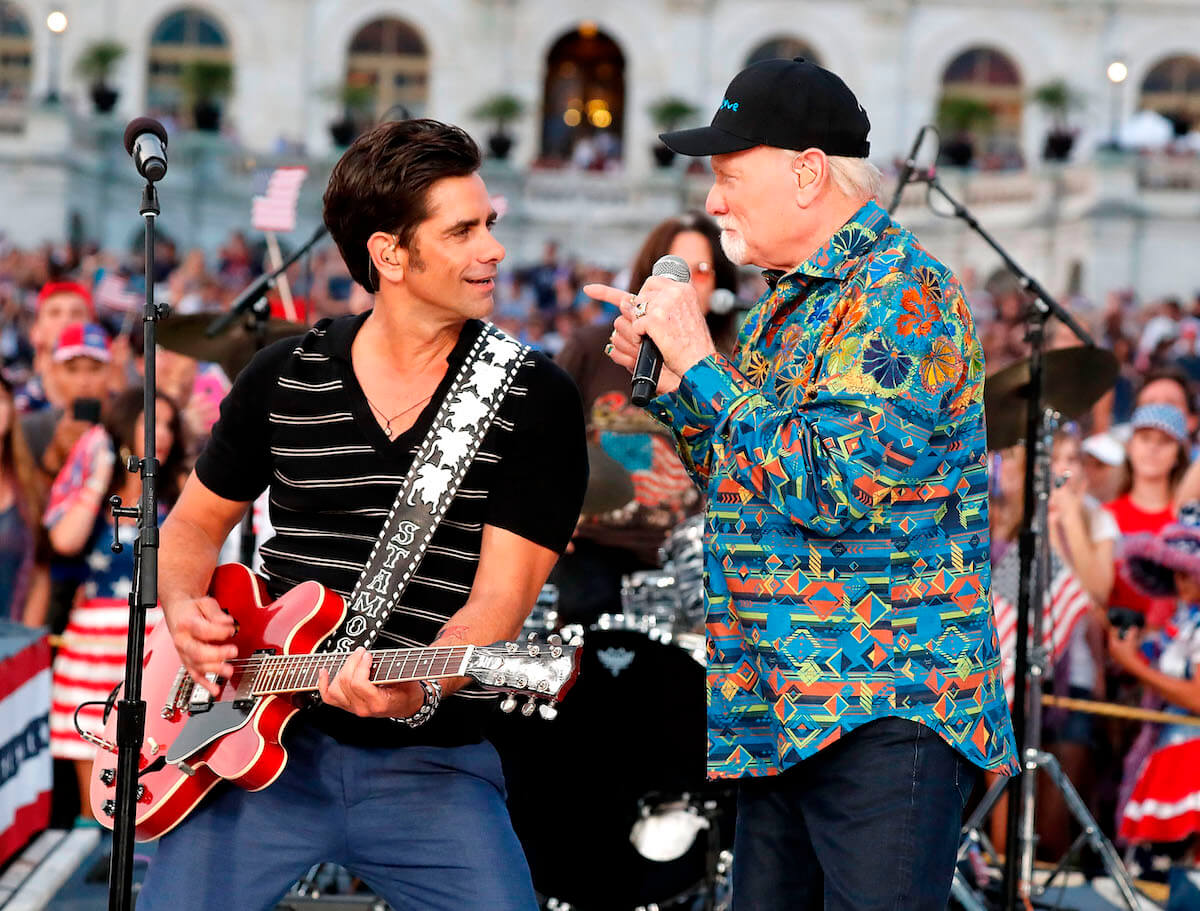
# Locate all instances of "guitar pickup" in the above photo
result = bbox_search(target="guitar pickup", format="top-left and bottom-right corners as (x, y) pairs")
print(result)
(187, 675), (219, 714)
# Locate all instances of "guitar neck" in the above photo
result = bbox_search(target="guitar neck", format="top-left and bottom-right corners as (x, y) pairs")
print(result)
(249, 646), (471, 696)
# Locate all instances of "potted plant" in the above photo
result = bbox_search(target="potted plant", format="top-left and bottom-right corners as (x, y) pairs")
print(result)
(324, 79), (374, 147)
(179, 60), (233, 132)
(936, 95), (995, 167)
(1032, 79), (1084, 161)
(75, 40), (126, 114)
(647, 96), (699, 167)
(470, 93), (525, 159)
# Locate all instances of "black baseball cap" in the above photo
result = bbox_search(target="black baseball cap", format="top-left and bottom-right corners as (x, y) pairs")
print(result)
(660, 57), (871, 158)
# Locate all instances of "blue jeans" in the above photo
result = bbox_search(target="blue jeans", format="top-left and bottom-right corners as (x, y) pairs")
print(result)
(137, 722), (537, 911)
(732, 716), (977, 911)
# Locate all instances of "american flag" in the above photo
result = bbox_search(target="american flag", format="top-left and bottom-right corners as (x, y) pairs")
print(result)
(992, 549), (1094, 703)
(93, 272), (143, 316)
(251, 166), (308, 233)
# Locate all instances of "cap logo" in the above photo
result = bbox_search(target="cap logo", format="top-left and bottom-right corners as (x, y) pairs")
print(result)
(719, 98), (740, 113)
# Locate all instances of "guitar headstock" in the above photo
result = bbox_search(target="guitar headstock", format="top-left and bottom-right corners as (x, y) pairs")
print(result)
(466, 633), (581, 720)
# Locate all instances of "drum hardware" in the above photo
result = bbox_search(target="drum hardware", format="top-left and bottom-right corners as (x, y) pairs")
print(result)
(156, 313), (308, 381)
(956, 407), (1140, 910)
(983, 347), (1118, 452)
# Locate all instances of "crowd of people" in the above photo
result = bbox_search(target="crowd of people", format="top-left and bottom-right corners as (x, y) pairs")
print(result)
(2, 206), (1200, 879)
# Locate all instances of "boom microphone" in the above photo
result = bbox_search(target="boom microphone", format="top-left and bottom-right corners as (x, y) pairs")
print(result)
(123, 117), (169, 183)
(631, 254), (691, 407)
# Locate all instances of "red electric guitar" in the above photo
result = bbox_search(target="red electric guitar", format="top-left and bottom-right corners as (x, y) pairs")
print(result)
(87, 563), (581, 841)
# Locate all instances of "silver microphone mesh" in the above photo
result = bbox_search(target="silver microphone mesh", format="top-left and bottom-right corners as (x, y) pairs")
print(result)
(651, 254), (691, 283)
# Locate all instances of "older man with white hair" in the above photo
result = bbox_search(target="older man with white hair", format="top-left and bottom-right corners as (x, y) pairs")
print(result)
(587, 57), (1019, 909)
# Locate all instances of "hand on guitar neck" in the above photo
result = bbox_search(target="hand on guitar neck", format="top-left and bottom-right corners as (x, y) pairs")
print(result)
(317, 647), (426, 719)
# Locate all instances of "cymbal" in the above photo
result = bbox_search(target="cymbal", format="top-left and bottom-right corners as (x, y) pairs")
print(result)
(156, 314), (307, 380)
(581, 443), (635, 516)
(984, 345), (1118, 450)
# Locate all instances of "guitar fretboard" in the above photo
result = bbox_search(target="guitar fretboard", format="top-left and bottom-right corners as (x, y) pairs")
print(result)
(247, 646), (471, 696)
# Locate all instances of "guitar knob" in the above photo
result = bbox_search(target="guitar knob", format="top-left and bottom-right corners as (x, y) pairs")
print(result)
(99, 768), (116, 787)
(569, 635), (584, 646)
(500, 695), (518, 714)
(102, 800), (116, 817)
(548, 634), (562, 647)
(526, 632), (539, 643)
(538, 702), (558, 721)
(135, 785), (146, 801)
(521, 698), (537, 717)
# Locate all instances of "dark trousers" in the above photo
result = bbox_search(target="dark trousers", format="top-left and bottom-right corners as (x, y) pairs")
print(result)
(733, 716), (978, 911)
(137, 723), (537, 911)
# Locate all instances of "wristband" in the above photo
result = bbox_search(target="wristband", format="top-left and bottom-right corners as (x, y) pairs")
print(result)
(392, 679), (442, 728)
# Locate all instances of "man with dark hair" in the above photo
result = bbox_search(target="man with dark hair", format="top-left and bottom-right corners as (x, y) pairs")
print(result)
(136, 119), (588, 910)
(589, 59), (1018, 909)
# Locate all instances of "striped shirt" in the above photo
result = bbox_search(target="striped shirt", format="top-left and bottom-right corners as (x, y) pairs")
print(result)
(195, 313), (588, 748)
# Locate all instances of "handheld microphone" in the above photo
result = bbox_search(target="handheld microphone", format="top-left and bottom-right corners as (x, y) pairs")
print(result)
(887, 125), (928, 214)
(631, 254), (691, 407)
(123, 117), (169, 183)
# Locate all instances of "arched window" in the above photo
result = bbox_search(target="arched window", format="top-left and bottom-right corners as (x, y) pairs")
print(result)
(346, 18), (429, 122)
(540, 25), (625, 166)
(938, 47), (1024, 168)
(147, 8), (231, 126)
(746, 36), (820, 67)
(0, 2), (32, 131)
(1140, 55), (1200, 134)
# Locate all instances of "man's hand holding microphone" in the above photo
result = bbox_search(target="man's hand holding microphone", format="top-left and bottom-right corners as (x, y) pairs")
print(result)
(583, 254), (718, 404)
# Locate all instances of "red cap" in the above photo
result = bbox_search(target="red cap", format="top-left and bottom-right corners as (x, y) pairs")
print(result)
(52, 322), (111, 363)
(37, 281), (95, 319)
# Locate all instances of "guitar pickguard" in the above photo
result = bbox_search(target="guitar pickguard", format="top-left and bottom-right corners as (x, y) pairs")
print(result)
(166, 700), (256, 764)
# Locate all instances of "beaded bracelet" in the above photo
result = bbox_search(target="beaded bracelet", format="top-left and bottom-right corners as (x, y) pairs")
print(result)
(393, 679), (442, 728)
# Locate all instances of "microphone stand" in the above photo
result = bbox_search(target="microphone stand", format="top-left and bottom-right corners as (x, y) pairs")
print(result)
(105, 178), (169, 911)
(205, 223), (326, 338)
(902, 167), (1140, 911)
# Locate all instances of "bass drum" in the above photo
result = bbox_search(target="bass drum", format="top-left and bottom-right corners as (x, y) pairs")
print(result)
(488, 629), (734, 910)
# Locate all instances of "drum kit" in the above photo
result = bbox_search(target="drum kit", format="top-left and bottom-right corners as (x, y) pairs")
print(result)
(489, 514), (733, 911)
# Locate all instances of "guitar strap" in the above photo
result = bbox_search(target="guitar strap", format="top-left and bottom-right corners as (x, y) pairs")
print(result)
(323, 323), (529, 654)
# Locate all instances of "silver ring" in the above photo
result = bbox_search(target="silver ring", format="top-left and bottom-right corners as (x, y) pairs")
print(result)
(633, 299), (648, 318)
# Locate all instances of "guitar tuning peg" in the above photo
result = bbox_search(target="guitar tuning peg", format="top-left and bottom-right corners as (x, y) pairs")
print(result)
(500, 695), (518, 713)
(538, 702), (558, 721)
(527, 642), (540, 657)
(521, 697), (537, 717)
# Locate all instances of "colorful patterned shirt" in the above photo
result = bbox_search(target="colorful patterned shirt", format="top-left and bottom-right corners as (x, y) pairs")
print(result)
(649, 201), (1019, 780)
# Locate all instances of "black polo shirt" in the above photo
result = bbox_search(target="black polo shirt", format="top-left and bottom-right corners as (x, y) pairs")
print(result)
(195, 312), (587, 747)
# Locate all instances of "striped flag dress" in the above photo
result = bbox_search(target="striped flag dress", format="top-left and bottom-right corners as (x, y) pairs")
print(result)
(45, 427), (164, 761)
(1119, 604), (1200, 844)
(990, 544), (1095, 704)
